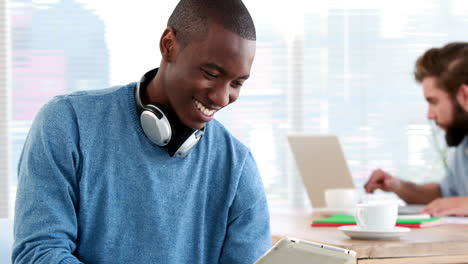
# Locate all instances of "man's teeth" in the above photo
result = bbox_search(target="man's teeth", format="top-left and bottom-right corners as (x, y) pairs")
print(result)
(195, 100), (215, 116)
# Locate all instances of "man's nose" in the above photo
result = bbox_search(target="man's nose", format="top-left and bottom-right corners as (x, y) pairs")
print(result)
(427, 109), (435, 120)
(208, 82), (230, 107)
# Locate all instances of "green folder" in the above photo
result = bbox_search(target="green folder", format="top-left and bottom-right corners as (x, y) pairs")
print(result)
(312, 214), (442, 228)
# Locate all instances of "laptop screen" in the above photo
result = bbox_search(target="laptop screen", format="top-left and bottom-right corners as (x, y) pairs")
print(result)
(287, 134), (355, 208)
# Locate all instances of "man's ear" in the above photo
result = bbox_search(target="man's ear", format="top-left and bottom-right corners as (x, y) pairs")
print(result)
(159, 27), (178, 62)
(456, 84), (468, 112)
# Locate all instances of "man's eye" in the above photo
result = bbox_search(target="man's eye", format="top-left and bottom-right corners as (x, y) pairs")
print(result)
(231, 81), (243, 88)
(202, 70), (218, 79)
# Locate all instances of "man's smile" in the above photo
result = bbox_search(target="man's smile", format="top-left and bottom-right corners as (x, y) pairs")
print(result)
(194, 99), (216, 116)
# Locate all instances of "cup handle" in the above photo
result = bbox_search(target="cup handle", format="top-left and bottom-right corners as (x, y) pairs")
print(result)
(355, 206), (364, 228)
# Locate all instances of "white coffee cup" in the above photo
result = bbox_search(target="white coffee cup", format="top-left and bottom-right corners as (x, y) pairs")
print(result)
(324, 188), (358, 209)
(355, 201), (399, 231)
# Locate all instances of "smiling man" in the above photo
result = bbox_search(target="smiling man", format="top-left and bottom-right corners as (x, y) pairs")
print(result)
(364, 42), (468, 217)
(13, 1), (271, 263)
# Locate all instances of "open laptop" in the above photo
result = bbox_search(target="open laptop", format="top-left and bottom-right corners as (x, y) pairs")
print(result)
(287, 134), (354, 208)
(287, 134), (423, 214)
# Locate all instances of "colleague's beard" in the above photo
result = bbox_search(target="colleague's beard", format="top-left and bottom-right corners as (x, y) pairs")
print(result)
(445, 102), (468, 147)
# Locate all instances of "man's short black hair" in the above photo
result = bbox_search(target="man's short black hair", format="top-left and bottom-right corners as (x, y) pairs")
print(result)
(167, 0), (256, 46)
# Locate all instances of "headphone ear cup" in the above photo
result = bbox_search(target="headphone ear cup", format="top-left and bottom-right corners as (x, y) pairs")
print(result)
(140, 104), (172, 146)
(168, 128), (204, 157)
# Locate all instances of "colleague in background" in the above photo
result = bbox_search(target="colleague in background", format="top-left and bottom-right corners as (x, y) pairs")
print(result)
(13, 0), (271, 263)
(365, 42), (468, 217)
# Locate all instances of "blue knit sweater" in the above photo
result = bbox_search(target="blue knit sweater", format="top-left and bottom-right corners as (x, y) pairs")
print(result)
(13, 83), (271, 264)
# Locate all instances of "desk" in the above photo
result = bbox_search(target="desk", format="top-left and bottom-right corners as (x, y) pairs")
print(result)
(271, 210), (468, 264)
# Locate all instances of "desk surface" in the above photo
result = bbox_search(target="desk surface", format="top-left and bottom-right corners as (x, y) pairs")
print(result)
(271, 210), (468, 263)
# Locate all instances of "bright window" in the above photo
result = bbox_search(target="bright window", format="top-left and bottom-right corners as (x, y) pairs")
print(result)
(2, 0), (466, 217)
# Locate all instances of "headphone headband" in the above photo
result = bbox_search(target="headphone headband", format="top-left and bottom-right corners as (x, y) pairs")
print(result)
(135, 68), (159, 114)
(135, 68), (204, 157)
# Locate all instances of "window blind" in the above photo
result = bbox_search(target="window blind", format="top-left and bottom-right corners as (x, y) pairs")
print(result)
(0, 0), (9, 219)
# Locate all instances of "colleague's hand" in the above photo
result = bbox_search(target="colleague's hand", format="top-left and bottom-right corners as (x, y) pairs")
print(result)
(364, 169), (401, 193)
(420, 197), (468, 217)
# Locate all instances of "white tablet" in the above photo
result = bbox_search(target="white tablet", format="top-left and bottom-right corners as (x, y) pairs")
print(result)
(255, 237), (356, 264)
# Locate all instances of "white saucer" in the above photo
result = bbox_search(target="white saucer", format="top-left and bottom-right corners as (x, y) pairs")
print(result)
(338, 226), (411, 240)
(313, 207), (355, 216)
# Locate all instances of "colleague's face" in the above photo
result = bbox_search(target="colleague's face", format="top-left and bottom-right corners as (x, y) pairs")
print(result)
(423, 76), (468, 146)
(423, 77), (455, 131)
(163, 23), (256, 130)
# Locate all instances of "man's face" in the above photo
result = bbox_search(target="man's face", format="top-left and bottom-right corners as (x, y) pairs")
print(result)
(423, 77), (455, 131)
(162, 23), (256, 130)
(423, 76), (468, 146)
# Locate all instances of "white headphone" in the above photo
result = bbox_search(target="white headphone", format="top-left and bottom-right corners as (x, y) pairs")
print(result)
(135, 68), (204, 157)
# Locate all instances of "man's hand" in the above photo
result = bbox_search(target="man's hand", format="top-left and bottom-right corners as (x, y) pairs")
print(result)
(364, 169), (401, 193)
(420, 197), (468, 217)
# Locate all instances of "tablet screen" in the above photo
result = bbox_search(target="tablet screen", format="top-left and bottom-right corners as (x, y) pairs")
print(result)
(255, 237), (356, 264)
